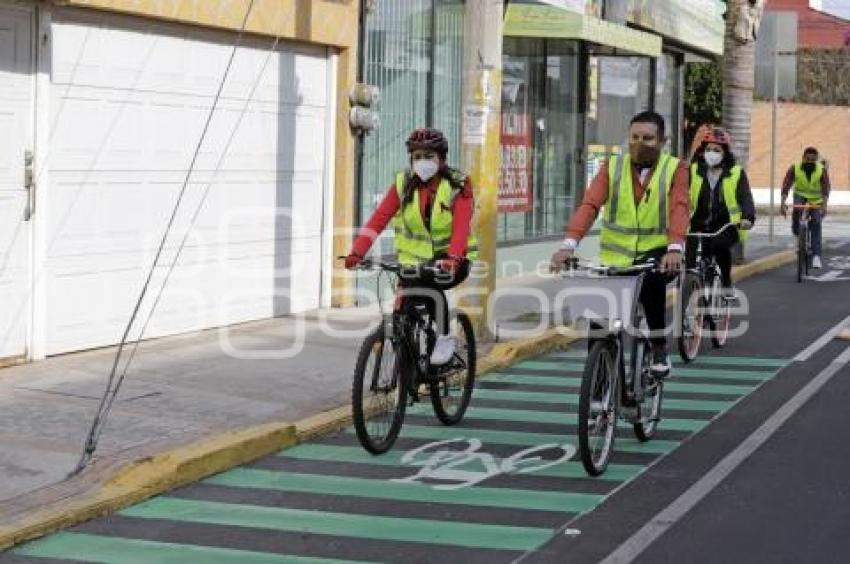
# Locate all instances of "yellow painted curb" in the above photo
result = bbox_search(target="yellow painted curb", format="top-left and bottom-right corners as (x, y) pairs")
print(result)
(730, 249), (796, 284)
(296, 405), (353, 443)
(478, 327), (582, 376)
(663, 248), (796, 307)
(0, 422), (296, 552)
(0, 247), (795, 552)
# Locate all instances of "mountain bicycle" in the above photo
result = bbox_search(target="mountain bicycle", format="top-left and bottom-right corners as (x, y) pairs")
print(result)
(560, 258), (664, 476)
(345, 259), (476, 454)
(794, 204), (821, 283)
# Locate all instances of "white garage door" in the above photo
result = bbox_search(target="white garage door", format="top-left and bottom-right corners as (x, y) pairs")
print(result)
(0, 4), (33, 361)
(46, 9), (332, 355)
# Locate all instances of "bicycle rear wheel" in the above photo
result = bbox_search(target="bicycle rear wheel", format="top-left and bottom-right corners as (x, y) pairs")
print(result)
(578, 340), (618, 476)
(352, 324), (408, 454)
(430, 311), (476, 425)
(677, 274), (703, 363)
(710, 275), (731, 349)
(633, 338), (663, 441)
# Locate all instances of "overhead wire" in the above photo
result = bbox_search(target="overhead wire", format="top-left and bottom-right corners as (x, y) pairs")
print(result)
(72, 0), (263, 475)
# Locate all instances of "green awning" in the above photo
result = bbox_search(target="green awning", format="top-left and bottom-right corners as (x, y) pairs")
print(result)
(504, 4), (662, 58)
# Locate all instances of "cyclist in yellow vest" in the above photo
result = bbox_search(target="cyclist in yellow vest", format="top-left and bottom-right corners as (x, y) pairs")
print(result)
(551, 111), (691, 378)
(687, 127), (756, 299)
(344, 128), (478, 365)
(780, 147), (831, 269)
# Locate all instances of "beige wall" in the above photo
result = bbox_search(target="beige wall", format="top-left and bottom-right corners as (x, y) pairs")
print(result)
(749, 101), (850, 190)
(59, 0), (360, 304)
(59, 0), (358, 48)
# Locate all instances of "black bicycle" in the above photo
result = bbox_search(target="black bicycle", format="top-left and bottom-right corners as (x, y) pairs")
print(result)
(346, 259), (476, 454)
(677, 223), (736, 362)
(560, 259), (664, 476)
(793, 204), (821, 283)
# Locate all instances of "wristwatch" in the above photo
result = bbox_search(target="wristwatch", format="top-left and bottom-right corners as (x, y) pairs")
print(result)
(667, 243), (684, 253)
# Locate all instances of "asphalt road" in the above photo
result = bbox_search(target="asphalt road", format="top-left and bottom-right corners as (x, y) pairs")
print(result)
(5, 239), (850, 564)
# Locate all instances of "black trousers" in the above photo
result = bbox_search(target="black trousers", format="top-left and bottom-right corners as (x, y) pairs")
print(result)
(398, 259), (470, 335)
(639, 270), (675, 348)
(635, 249), (678, 349)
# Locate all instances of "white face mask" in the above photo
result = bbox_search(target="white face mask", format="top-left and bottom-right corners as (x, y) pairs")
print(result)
(413, 159), (439, 182)
(704, 150), (723, 168)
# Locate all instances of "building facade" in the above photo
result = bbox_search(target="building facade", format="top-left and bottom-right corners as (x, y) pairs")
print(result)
(767, 0), (850, 48)
(0, 0), (359, 361)
(355, 0), (724, 252)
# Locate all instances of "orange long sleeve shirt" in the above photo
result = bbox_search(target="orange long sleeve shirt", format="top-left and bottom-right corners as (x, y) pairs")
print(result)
(565, 159), (691, 247)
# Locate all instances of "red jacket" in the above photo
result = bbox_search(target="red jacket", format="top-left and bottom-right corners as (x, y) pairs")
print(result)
(352, 173), (474, 259)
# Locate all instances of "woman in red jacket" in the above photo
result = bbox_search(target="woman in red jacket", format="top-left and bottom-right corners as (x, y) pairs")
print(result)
(344, 128), (476, 365)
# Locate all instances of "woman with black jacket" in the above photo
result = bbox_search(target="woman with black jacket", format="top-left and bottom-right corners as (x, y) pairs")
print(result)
(687, 127), (757, 298)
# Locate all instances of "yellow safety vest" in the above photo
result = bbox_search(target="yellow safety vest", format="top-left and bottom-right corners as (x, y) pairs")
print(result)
(793, 162), (824, 204)
(689, 163), (748, 241)
(599, 153), (679, 267)
(392, 171), (479, 266)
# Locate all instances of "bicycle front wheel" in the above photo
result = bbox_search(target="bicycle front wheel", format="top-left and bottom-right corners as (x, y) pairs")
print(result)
(797, 228), (806, 283)
(677, 274), (703, 363)
(710, 275), (731, 349)
(633, 339), (663, 441)
(430, 311), (476, 425)
(352, 324), (408, 454)
(578, 340), (618, 476)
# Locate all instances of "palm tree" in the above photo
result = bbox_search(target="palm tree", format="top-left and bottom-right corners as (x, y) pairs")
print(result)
(722, 0), (765, 167)
(722, 0), (765, 262)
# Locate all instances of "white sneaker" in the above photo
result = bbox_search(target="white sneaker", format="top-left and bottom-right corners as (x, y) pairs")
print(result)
(812, 255), (823, 269)
(430, 335), (457, 365)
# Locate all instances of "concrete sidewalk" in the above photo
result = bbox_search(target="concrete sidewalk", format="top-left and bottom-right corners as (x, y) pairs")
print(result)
(0, 228), (796, 531)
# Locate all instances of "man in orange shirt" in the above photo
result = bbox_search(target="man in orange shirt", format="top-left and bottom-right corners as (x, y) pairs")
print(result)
(551, 111), (690, 377)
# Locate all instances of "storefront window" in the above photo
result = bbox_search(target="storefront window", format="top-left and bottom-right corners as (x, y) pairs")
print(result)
(499, 38), (581, 243)
(655, 52), (683, 156)
(585, 55), (650, 182)
(359, 0), (464, 255)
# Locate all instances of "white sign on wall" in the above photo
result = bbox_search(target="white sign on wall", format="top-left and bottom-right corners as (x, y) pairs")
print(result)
(534, 0), (586, 14)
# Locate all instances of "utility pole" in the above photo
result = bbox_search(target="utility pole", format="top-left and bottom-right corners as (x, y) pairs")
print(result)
(459, 0), (503, 340)
(770, 46), (798, 243)
(769, 32), (778, 243)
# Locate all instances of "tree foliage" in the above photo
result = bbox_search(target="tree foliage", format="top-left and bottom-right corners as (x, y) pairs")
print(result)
(684, 62), (723, 151)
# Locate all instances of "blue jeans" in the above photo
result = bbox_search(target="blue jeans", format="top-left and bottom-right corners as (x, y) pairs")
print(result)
(792, 195), (823, 256)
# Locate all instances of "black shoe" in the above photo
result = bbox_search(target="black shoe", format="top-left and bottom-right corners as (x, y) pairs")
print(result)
(650, 348), (671, 379)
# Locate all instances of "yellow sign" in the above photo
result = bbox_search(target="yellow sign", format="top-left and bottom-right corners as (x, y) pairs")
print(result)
(504, 5), (662, 58)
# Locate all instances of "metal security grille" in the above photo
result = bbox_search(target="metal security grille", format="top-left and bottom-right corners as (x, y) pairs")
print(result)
(359, 0), (464, 257)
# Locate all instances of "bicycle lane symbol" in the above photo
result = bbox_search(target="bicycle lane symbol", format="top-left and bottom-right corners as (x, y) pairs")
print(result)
(391, 438), (577, 490)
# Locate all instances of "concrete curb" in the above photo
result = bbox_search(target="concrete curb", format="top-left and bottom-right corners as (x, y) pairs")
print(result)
(0, 423), (296, 552)
(0, 247), (796, 552)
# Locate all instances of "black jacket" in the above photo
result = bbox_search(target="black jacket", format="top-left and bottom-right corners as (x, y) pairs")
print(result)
(690, 162), (757, 241)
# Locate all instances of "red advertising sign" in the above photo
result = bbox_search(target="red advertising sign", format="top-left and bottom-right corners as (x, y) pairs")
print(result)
(499, 112), (533, 213)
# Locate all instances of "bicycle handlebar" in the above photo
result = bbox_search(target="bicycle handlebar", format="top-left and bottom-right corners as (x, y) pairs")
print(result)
(687, 222), (738, 239)
(337, 257), (442, 274)
(562, 258), (660, 277)
(792, 204), (822, 210)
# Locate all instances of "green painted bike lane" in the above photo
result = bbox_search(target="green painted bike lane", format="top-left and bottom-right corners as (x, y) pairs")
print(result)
(11, 351), (788, 564)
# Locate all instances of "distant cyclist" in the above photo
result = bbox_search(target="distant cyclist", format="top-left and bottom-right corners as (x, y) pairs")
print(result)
(687, 126), (756, 299)
(780, 147), (830, 269)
